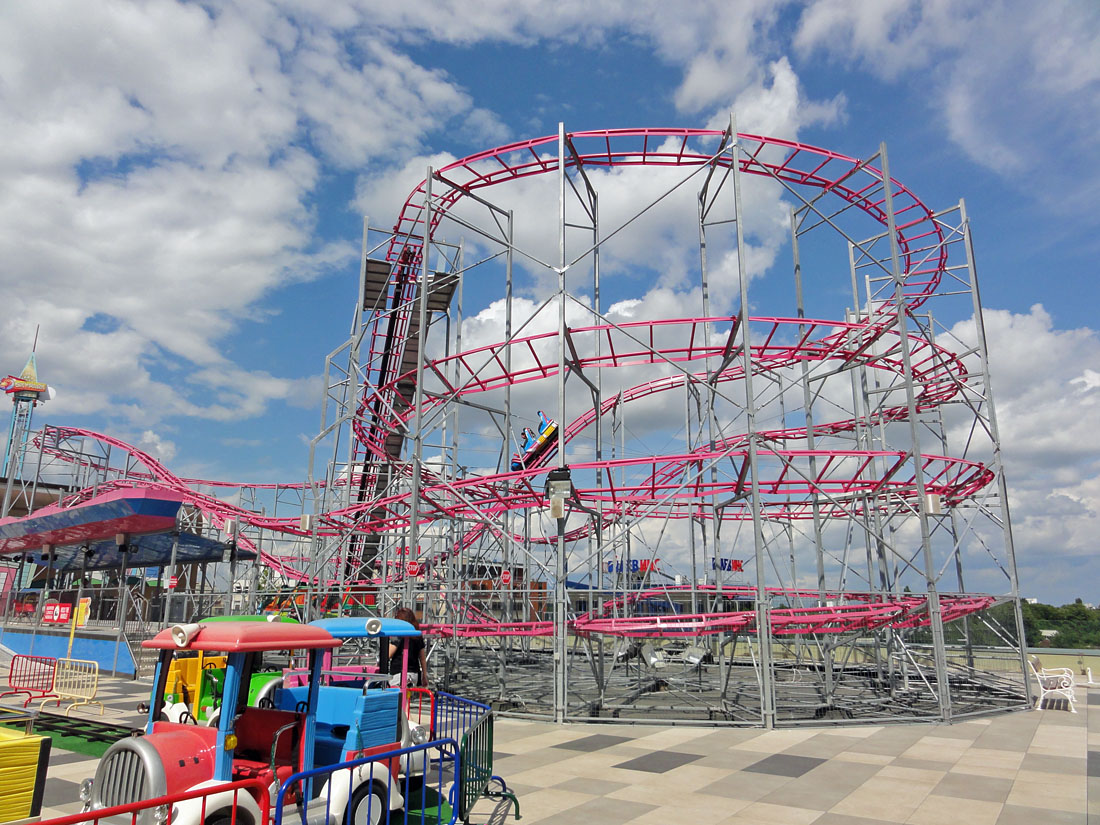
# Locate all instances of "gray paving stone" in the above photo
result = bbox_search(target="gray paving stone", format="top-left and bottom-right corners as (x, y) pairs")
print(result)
(782, 732), (865, 759)
(998, 804), (1087, 825)
(927, 721), (986, 739)
(550, 776), (630, 796)
(933, 771), (1013, 802)
(42, 777), (80, 810)
(743, 752), (826, 778)
(529, 796), (656, 825)
(698, 771), (792, 802)
(693, 747), (777, 772)
(891, 756), (957, 772)
(1021, 752), (1087, 774)
(813, 811), (906, 825)
(551, 733), (632, 752)
(760, 775), (858, 811)
(611, 750), (702, 773)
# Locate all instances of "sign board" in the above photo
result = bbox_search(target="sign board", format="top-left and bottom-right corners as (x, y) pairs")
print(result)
(606, 559), (659, 574)
(77, 597), (91, 628)
(501, 570), (512, 586)
(712, 558), (744, 572)
(406, 561), (422, 576)
(168, 575), (179, 590)
(43, 602), (72, 624)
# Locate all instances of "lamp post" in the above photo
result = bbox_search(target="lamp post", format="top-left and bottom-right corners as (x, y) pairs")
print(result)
(67, 545), (93, 657)
(546, 465), (572, 721)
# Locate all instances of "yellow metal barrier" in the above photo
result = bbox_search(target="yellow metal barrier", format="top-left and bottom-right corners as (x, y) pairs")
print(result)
(40, 658), (103, 716)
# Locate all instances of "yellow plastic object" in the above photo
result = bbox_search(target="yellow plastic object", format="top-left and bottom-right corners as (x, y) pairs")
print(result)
(0, 728), (50, 822)
(164, 652), (227, 717)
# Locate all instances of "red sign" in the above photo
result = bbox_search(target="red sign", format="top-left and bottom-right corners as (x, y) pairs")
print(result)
(406, 561), (422, 576)
(43, 602), (72, 624)
(168, 576), (179, 590)
(501, 570), (512, 586)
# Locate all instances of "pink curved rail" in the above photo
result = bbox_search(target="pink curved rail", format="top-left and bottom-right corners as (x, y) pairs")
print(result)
(27, 128), (996, 637)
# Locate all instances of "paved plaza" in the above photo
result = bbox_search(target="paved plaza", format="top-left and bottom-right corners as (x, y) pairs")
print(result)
(30, 668), (1098, 824)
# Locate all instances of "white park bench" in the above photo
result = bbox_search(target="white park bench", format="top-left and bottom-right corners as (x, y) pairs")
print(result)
(1028, 655), (1077, 713)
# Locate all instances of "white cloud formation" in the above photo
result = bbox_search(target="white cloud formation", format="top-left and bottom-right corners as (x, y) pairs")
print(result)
(0, 0), (863, 436)
(946, 305), (1100, 600)
(794, 0), (1100, 213)
(0, 0), (506, 429)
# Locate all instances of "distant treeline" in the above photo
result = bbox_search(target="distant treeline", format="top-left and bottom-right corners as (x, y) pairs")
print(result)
(887, 599), (1100, 649)
(933, 599), (1100, 649)
(1020, 599), (1100, 649)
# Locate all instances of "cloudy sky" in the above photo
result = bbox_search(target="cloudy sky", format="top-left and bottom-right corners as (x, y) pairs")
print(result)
(1, 1), (1097, 604)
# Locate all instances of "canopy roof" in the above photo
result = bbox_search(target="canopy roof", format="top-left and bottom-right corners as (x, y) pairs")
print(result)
(0, 489), (252, 570)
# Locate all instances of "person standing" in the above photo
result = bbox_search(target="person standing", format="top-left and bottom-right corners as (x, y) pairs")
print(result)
(384, 605), (429, 687)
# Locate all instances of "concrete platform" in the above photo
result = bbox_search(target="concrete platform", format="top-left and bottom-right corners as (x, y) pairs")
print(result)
(30, 667), (1097, 824)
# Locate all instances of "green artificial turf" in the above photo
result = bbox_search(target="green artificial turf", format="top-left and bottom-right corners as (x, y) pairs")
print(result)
(0, 722), (113, 758)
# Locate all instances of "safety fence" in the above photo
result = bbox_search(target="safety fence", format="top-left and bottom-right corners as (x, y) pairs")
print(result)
(274, 739), (455, 825)
(430, 691), (488, 751)
(43, 658), (103, 716)
(273, 731), (519, 825)
(38, 777), (268, 825)
(0, 655), (103, 716)
(0, 654), (57, 706)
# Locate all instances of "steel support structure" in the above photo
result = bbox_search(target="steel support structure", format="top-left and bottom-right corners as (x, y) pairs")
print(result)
(3, 125), (1032, 725)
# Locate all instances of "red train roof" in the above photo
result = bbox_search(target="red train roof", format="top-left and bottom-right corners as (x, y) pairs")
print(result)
(143, 621), (341, 652)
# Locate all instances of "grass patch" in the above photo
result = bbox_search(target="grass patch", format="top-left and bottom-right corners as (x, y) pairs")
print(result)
(1, 722), (113, 758)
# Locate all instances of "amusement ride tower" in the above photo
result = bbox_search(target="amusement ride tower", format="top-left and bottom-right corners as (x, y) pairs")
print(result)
(3, 123), (1032, 727)
(301, 122), (1031, 725)
(1, 344), (50, 518)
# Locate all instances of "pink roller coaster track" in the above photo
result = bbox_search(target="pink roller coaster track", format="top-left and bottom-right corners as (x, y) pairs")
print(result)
(31, 128), (995, 640)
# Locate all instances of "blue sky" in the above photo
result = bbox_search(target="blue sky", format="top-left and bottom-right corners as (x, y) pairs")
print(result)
(1, 1), (1098, 603)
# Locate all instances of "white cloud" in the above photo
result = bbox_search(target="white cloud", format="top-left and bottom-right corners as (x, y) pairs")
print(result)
(794, 0), (1100, 212)
(0, 0), (497, 428)
(946, 305), (1100, 599)
(134, 429), (178, 463)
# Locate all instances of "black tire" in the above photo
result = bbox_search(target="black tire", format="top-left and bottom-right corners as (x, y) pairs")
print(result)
(204, 812), (251, 825)
(348, 781), (388, 825)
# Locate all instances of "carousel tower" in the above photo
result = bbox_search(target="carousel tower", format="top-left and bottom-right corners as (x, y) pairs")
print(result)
(1, 347), (50, 479)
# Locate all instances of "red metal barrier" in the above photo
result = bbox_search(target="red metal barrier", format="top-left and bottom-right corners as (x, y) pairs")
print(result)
(0, 654), (57, 707)
(36, 778), (269, 825)
(406, 687), (434, 733)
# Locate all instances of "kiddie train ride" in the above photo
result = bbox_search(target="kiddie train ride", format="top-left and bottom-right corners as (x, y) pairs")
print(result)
(80, 618), (518, 825)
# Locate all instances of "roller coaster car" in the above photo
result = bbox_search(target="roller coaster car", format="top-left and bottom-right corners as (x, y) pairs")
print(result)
(510, 410), (558, 471)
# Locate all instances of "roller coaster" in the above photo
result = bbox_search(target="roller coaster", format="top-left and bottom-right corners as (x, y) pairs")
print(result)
(8, 123), (1032, 725)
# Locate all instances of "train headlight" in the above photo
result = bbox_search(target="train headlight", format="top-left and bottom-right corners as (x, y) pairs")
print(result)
(409, 723), (430, 745)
